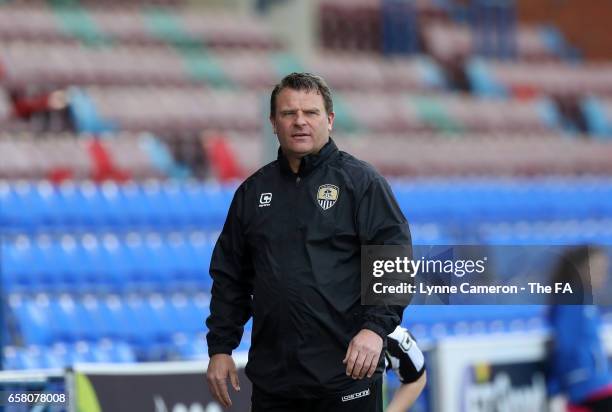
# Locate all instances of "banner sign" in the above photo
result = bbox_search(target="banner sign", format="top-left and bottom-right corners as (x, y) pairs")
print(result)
(73, 360), (251, 412)
(460, 360), (547, 412)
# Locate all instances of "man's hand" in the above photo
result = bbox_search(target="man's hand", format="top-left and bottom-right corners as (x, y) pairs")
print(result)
(343, 329), (383, 379)
(206, 354), (240, 408)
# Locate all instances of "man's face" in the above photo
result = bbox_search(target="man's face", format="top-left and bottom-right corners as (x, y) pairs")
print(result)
(270, 87), (335, 159)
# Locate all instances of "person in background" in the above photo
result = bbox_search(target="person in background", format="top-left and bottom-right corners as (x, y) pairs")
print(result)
(547, 245), (612, 412)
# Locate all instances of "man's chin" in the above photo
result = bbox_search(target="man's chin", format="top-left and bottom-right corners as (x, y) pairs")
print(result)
(285, 144), (315, 157)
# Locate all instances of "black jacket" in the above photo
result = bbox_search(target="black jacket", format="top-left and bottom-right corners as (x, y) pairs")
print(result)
(206, 139), (412, 398)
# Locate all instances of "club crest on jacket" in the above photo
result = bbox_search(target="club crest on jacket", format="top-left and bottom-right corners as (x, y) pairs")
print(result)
(317, 184), (339, 210)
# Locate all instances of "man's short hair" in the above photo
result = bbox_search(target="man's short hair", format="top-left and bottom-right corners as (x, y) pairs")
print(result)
(270, 73), (334, 117)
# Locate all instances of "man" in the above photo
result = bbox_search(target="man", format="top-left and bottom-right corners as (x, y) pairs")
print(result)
(385, 326), (427, 412)
(205, 73), (412, 411)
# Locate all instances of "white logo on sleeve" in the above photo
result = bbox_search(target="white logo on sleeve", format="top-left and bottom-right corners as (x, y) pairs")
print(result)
(259, 193), (272, 207)
(341, 388), (370, 402)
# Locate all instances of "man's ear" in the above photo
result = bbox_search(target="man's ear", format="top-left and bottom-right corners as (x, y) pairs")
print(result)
(327, 111), (335, 132)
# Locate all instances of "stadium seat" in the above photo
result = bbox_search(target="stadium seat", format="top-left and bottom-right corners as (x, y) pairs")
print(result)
(169, 293), (210, 336)
(173, 332), (207, 360)
(10, 294), (54, 346)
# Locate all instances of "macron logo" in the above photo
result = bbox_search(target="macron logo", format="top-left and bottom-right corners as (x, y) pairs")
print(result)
(341, 388), (370, 402)
(259, 193), (272, 207)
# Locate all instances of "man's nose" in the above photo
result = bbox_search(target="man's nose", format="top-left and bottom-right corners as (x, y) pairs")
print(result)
(294, 112), (307, 126)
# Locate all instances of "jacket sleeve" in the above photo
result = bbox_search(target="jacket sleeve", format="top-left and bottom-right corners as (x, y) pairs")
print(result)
(206, 185), (254, 356)
(357, 176), (412, 339)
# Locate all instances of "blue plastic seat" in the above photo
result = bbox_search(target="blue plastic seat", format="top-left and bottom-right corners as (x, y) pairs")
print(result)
(98, 235), (128, 290)
(83, 235), (113, 287)
(72, 298), (105, 341)
(173, 333), (207, 360)
(189, 237), (214, 289)
(120, 236), (165, 290)
(11, 295), (54, 345)
(167, 236), (196, 283)
(48, 295), (92, 342)
(0, 183), (20, 229)
(135, 183), (170, 227)
(2, 347), (24, 370)
(169, 293), (210, 336)
(48, 343), (90, 367)
(27, 239), (56, 289)
(46, 298), (71, 342)
(53, 184), (83, 228)
(2, 239), (32, 292)
(147, 295), (177, 340)
(162, 184), (193, 226)
(46, 240), (77, 289)
(108, 341), (137, 363)
(140, 236), (173, 286)
(16, 183), (51, 230)
(184, 184), (234, 228)
(100, 295), (138, 342)
(18, 346), (49, 369)
(123, 295), (159, 344)
(39, 346), (68, 369)
(68, 342), (99, 364)
(87, 341), (118, 363)
(98, 183), (127, 227)
(76, 183), (106, 227)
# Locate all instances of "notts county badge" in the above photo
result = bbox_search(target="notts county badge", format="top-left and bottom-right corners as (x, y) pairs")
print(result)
(317, 184), (339, 210)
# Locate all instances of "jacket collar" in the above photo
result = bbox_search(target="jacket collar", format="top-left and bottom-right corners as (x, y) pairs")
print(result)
(278, 138), (338, 177)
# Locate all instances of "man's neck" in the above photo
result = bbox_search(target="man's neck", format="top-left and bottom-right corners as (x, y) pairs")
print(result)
(288, 157), (301, 174)
(282, 138), (330, 174)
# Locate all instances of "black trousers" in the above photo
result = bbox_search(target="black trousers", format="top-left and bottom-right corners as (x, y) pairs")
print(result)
(251, 379), (383, 412)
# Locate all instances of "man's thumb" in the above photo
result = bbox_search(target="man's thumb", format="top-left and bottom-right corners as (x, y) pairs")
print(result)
(229, 369), (241, 391)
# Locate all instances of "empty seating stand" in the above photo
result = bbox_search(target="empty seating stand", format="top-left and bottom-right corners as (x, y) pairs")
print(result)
(3, 341), (136, 370)
(5, 291), (212, 364)
(0, 3), (278, 50)
(334, 133), (612, 176)
(83, 86), (262, 133)
(307, 53), (447, 92)
(1, 232), (216, 294)
(424, 23), (566, 62)
(1, 178), (611, 367)
(0, 40), (192, 88)
(2, 179), (611, 237)
(468, 59), (612, 98)
(328, 93), (561, 134)
(0, 133), (167, 181)
(0, 180), (234, 232)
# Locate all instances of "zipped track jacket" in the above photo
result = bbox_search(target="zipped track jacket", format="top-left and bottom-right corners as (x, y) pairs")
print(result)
(206, 139), (412, 398)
